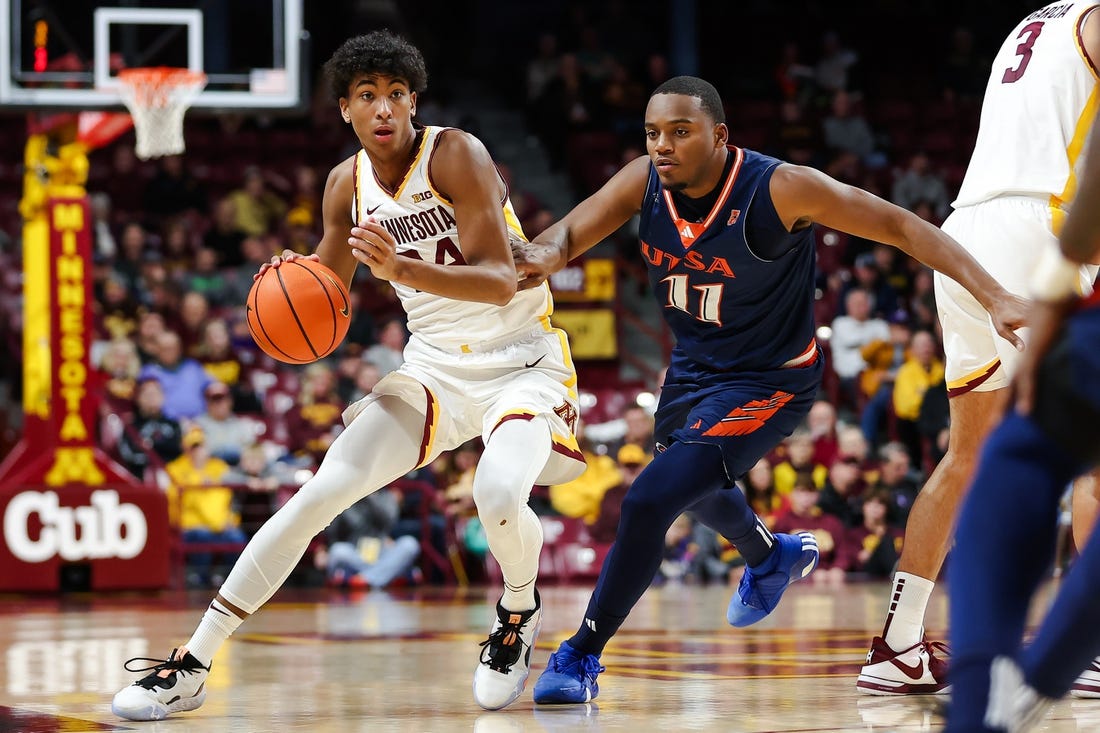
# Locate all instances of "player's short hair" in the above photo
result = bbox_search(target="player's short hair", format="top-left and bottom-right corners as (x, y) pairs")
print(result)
(324, 30), (428, 101)
(651, 76), (725, 124)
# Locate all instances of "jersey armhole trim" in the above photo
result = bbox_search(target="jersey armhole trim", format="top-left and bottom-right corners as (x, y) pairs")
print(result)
(1076, 6), (1100, 82)
(426, 127), (455, 205)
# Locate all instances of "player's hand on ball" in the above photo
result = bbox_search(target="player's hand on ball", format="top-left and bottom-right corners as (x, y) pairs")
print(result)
(349, 218), (400, 281)
(254, 249), (320, 280)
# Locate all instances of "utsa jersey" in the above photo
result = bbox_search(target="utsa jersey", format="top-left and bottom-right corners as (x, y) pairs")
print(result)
(352, 125), (555, 352)
(638, 146), (818, 377)
(954, 0), (1100, 230)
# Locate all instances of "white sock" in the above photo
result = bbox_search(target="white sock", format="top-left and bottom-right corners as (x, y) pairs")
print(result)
(882, 571), (935, 651)
(185, 598), (244, 667)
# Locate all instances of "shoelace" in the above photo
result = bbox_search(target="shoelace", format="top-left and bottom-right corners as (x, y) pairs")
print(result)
(479, 617), (529, 671)
(922, 640), (950, 658)
(124, 648), (209, 689)
(549, 650), (605, 679)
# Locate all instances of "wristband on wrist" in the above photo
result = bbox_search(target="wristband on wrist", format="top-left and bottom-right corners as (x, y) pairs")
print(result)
(1030, 247), (1080, 301)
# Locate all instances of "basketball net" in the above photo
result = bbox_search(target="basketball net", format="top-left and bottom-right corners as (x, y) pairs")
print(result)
(116, 67), (207, 160)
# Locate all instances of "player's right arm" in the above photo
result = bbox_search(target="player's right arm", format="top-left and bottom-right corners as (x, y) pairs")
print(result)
(254, 156), (359, 289)
(515, 156), (650, 290)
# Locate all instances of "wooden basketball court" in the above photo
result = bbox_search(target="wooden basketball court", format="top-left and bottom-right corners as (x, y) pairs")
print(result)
(0, 582), (1090, 732)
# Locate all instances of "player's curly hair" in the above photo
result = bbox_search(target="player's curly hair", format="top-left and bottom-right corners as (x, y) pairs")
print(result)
(324, 30), (428, 101)
(651, 76), (725, 124)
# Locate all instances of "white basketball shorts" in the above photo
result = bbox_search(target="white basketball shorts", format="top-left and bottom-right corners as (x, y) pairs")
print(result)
(342, 327), (586, 485)
(935, 196), (1095, 396)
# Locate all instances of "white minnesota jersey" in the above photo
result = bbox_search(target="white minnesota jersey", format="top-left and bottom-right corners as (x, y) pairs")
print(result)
(352, 125), (554, 353)
(954, 0), (1100, 226)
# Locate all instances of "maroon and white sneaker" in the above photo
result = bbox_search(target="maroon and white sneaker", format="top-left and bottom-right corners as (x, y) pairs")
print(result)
(856, 636), (950, 695)
(1071, 657), (1100, 698)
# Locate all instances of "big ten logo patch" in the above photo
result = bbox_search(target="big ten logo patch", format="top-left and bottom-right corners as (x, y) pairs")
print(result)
(411, 190), (434, 204)
(3, 489), (148, 562)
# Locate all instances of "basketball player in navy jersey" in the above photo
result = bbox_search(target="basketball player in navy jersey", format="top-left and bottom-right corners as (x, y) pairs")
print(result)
(512, 76), (1028, 705)
(945, 118), (1100, 733)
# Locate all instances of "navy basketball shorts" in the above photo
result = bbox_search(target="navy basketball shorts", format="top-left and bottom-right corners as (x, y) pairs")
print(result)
(654, 362), (823, 482)
(1031, 307), (1100, 467)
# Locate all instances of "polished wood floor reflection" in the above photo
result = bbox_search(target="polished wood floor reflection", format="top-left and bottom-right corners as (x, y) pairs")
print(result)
(0, 582), (1091, 732)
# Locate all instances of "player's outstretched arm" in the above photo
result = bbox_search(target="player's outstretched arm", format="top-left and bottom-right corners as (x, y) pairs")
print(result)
(515, 156), (650, 290)
(769, 163), (1028, 351)
(348, 130), (517, 305)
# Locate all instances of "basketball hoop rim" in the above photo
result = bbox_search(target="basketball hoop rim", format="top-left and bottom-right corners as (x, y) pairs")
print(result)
(117, 67), (208, 108)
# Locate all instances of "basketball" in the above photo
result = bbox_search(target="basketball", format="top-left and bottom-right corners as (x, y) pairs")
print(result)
(246, 259), (352, 364)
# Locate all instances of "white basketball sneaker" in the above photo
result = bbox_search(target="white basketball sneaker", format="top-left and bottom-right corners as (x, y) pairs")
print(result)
(985, 656), (1053, 733)
(1071, 657), (1100, 698)
(473, 590), (542, 710)
(111, 647), (210, 721)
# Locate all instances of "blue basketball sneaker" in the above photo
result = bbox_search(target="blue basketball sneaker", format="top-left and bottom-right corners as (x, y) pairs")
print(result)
(533, 641), (605, 704)
(727, 531), (819, 627)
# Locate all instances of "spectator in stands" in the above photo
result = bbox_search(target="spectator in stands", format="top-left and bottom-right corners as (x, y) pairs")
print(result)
(892, 330), (945, 468)
(829, 287), (890, 411)
(203, 198), (247, 268)
(226, 235), (276, 306)
(224, 444), (288, 537)
(112, 221), (150, 296)
(772, 472), (853, 585)
(840, 251), (902, 318)
(858, 310), (911, 448)
(178, 291), (211, 353)
(550, 420), (624, 523)
(530, 53), (600, 172)
(138, 330), (213, 420)
(871, 441), (922, 526)
(807, 399), (840, 468)
(100, 144), (144, 214)
(160, 220), (195, 282)
(771, 99), (822, 167)
(815, 31), (859, 94)
(740, 457), (788, 527)
(143, 154), (207, 218)
(228, 166), (287, 236)
(773, 429), (828, 497)
(90, 192), (117, 260)
(95, 271), (141, 343)
(134, 311), (167, 364)
(774, 41), (815, 105)
(849, 488), (904, 579)
(166, 426), (243, 588)
(347, 360), (382, 404)
(193, 318), (259, 413)
(589, 443), (649, 543)
(285, 362), (344, 467)
(284, 205), (317, 256)
(364, 317), (407, 377)
(319, 488), (421, 589)
(907, 266), (939, 333)
(823, 90), (884, 169)
(192, 381), (254, 465)
(917, 379), (950, 467)
(186, 247), (231, 307)
(654, 513), (697, 584)
(118, 377), (182, 479)
(892, 151), (950, 222)
(818, 455), (866, 528)
(96, 337), (142, 414)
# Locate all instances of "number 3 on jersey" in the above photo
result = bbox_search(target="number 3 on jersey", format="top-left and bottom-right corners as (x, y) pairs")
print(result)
(661, 274), (724, 325)
(1002, 21), (1043, 83)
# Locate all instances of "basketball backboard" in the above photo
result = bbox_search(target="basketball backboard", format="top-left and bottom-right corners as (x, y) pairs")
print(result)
(0, 0), (305, 111)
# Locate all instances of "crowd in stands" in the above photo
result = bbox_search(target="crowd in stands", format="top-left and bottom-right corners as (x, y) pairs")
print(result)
(0, 6), (1037, 590)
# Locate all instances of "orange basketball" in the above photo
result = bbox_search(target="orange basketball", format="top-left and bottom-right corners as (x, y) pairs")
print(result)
(246, 259), (352, 364)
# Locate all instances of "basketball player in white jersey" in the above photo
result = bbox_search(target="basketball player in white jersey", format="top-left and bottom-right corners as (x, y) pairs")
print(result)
(858, 1), (1100, 696)
(111, 30), (585, 720)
